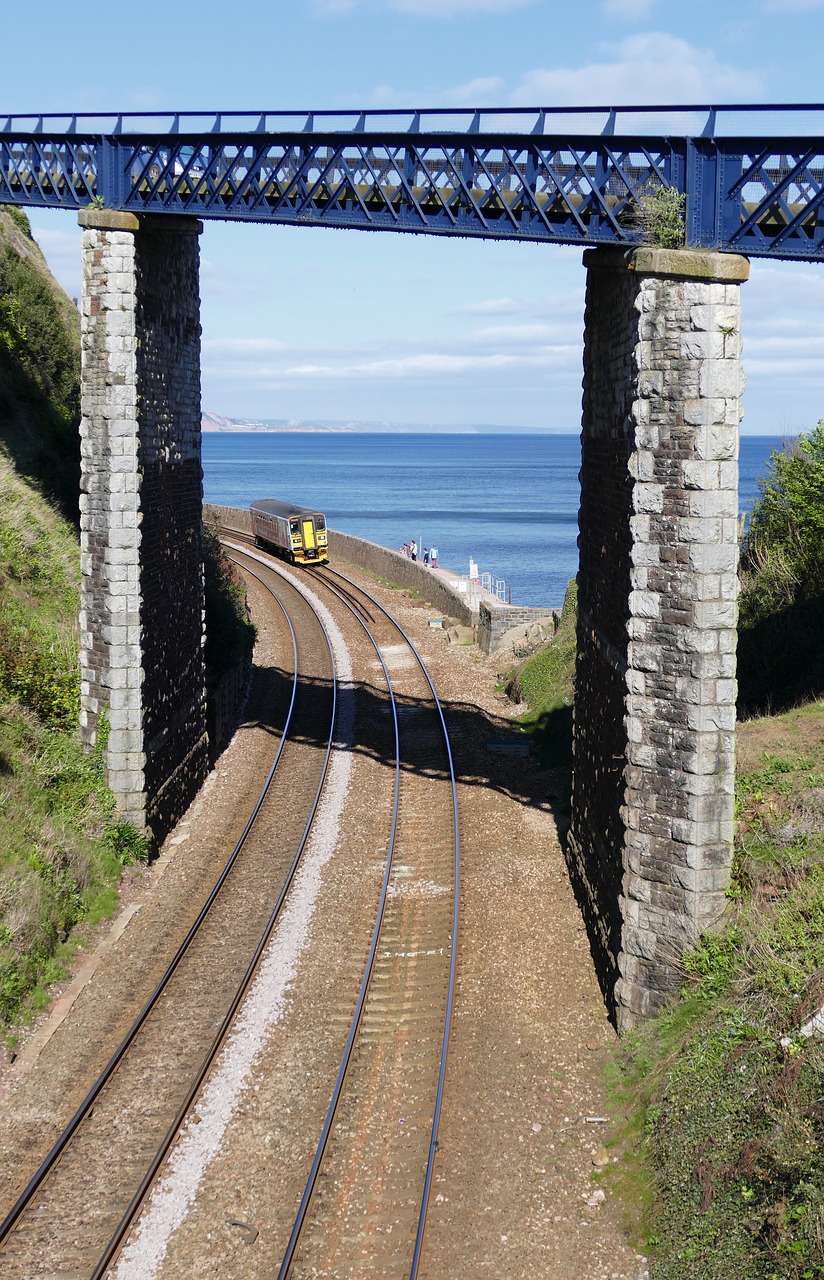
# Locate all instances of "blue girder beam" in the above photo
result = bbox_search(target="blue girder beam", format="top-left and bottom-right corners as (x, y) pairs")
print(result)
(2, 105), (824, 260)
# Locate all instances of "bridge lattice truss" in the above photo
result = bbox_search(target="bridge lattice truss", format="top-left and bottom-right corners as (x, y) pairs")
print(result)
(2, 107), (824, 260)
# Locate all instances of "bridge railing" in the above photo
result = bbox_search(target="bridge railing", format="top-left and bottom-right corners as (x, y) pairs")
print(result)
(4, 103), (824, 138)
(2, 104), (823, 259)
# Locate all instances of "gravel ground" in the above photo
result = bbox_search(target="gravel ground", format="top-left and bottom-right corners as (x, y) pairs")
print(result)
(0, 557), (648, 1279)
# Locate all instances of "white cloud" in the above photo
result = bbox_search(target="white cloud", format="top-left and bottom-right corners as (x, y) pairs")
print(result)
(512, 33), (762, 105)
(442, 75), (507, 104)
(452, 297), (527, 315)
(317, 0), (535, 13)
(281, 349), (569, 379)
(601, 0), (657, 18)
(391, 0), (534, 10)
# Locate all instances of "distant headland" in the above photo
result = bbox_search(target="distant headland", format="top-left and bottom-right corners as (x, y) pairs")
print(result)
(201, 412), (557, 434)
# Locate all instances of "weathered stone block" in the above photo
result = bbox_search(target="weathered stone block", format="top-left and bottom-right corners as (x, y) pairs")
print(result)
(690, 303), (739, 332)
(684, 397), (727, 427)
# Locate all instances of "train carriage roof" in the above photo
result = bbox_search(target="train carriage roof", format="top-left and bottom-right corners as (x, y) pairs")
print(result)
(250, 499), (324, 519)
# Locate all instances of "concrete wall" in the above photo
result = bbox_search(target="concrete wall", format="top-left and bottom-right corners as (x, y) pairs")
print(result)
(79, 210), (208, 848)
(206, 503), (252, 536)
(205, 506), (476, 627)
(328, 530), (475, 625)
(569, 246), (748, 1029)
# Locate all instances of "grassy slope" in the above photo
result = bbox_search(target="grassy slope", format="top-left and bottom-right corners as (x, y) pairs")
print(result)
(610, 704), (824, 1279)
(0, 457), (146, 1032)
(0, 205), (81, 521)
(508, 586), (824, 1277)
(0, 208), (146, 1036)
(507, 578), (577, 769)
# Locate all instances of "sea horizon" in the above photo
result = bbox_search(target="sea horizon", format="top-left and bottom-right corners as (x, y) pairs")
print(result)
(202, 413), (796, 439)
(203, 431), (782, 610)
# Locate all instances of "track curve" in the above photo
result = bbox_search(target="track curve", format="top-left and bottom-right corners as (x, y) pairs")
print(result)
(0, 569), (340, 1279)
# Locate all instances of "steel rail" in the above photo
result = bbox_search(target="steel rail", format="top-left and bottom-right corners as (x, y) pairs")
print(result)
(274, 562), (402, 1280)
(274, 561), (459, 1280)
(216, 524), (375, 624)
(0, 567), (333, 1276)
(319, 563), (461, 1280)
(92, 555), (339, 1277)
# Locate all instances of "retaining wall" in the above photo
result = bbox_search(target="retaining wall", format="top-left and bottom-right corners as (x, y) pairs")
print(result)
(478, 603), (559, 655)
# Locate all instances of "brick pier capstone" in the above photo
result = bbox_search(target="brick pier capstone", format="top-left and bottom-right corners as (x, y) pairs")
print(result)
(569, 246), (749, 1029)
(79, 210), (208, 847)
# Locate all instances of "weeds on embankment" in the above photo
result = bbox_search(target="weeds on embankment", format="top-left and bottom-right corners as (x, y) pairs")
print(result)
(0, 456), (148, 1035)
(608, 704), (824, 1279)
(505, 578), (576, 772)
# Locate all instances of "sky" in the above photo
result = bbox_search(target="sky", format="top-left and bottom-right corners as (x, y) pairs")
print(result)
(5, 0), (824, 434)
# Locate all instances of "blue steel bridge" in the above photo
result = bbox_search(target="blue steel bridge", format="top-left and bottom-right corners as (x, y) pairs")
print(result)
(2, 103), (824, 259)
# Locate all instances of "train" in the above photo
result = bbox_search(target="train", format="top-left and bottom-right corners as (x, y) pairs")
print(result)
(250, 498), (329, 566)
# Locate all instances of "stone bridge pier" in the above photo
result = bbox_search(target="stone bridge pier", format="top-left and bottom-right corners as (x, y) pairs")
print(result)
(569, 246), (749, 1030)
(78, 210), (208, 848)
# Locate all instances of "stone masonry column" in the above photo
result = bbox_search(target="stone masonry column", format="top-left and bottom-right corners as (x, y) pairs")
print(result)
(569, 246), (749, 1030)
(79, 210), (208, 848)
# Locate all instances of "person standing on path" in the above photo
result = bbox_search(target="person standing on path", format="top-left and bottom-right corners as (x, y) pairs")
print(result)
(431, 545), (438, 568)
(423, 547), (430, 567)
(410, 540), (417, 561)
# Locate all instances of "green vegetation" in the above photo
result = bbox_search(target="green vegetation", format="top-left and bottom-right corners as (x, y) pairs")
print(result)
(505, 579), (576, 768)
(639, 186), (687, 250)
(0, 454), (81, 730)
(0, 206), (81, 521)
(203, 519), (256, 692)
(610, 711), (824, 1278)
(738, 424), (824, 717)
(0, 708), (147, 1029)
(0, 459), (148, 1032)
(496, 430), (824, 1276)
(603, 427), (824, 1277)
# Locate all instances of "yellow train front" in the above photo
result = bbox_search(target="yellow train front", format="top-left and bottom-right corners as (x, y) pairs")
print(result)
(250, 498), (329, 566)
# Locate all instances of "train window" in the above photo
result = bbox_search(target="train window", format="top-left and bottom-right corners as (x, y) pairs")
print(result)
(316, 515), (326, 529)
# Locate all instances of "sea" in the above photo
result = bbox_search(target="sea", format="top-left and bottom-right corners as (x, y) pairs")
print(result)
(202, 433), (785, 610)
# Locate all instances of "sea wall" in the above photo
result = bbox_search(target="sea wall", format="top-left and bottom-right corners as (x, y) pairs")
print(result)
(204, 505), (476, 626)
(206, 503), (252, 535)
(327, 530), (475, 625)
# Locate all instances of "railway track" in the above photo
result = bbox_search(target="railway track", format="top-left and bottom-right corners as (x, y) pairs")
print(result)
(0, 568), (340, 1279)
(0, 533), (460, 1279)
(217, 541), (460, 1279)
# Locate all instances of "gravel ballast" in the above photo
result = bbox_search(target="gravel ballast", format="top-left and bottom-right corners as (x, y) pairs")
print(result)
(0, 556), (647, 1279)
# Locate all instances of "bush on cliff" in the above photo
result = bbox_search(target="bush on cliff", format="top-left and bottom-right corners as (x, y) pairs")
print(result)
(0, 206), (81, 522)
(737, 423), (824, 717)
